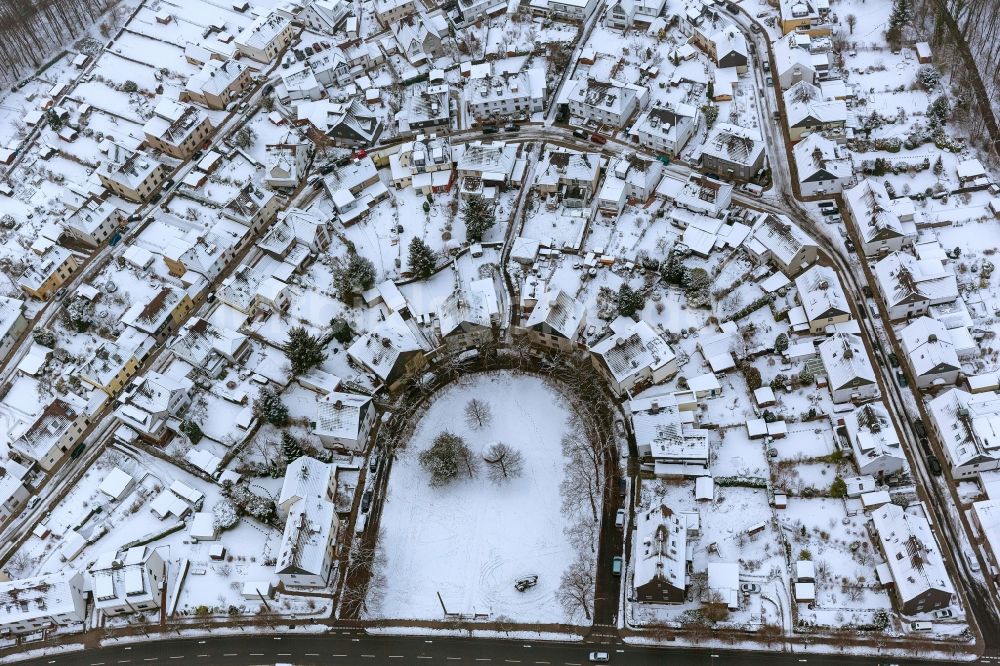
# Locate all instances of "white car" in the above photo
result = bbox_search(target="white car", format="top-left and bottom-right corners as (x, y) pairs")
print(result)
(615, 509), (626, 528)
(589, 652), (610, 663)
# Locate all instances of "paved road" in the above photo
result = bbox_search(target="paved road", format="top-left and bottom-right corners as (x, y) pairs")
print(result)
(11, 632), (949, 666)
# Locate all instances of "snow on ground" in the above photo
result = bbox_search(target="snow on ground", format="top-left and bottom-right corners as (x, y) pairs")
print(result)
(372, 372), (586, 623)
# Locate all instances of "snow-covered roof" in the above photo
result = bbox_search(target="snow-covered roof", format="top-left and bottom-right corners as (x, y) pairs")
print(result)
(524, 289), (586, 340)
(707, 562), (739, 608)
(437, 279), (499, 338)
(279, 456), (336, 510)
(99, 467), (134, 500)
(314, 391), (372, 442)
(844, 179), (904, 244)
(794, 264), (848, 325)
(89, 547), (162, 611)
(347, 311), (427, 382)
(591, 317), (676, 386)
(872, 251), (958, 309)
(698, 123), (764, 168)
(871, 504), (954, 606)
(63, 200), (120, 238)
(0, 572), (84, 626)
(818, 333), (875, 391)
(236, 12), (290, 51)
(97, 143), (164, 191)
(275, 496), (337, 578)
(633, 504), (687, 598)
(793, 133), (850, 184)
(842, 402), (904, 470)
(0, 296), (26, 340)
(927, 388), (1000, 471)
(900, 317), (960, 378)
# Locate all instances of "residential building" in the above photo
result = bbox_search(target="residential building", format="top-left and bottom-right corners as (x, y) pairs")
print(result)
(324, 155), (391, 225)
(783, 81), (847, 142)
(900, 317), (961, 390)
(169, 317), (251, 377)
(278, 457), (337, 518)
(142, 99), (214, 159)
(397, 83), (451, 135)
(455, 140), (517, 199)
(463, 69), (546, 121)
(115, 371), (194, 443)
(628, 394), (709, 477)
(0, 572), (87, 634)
(0, 297), (29, 360)
(590, 316), (677, 396)
(389, 135), (453, 190)
(632, 504), (689, 603)
(521, 288), (587, 353)
(547, 0), (599, 21)
(182, 59), (252, 110)
(773, 32), (831, 89)
(313, 391), (376, 450)
(872, 251), (958, 321)
(778, 0), (831, 35)
(794, 265), (851, 334)
(10, 394), (99, 471)
(62, 200), (122, 247)
(598, 153), (664, 215)
(222, 183), (280, 234)
(793, 133), (851, 196)
(692, 24), (748, 73)
(276, 497), (339, 587)
(235, 12), (294, 62)
(844, 179), (912, 256)
(297, 99), (383, 148)
(927, 389), (1000, 479)
(96, 143), (167, 203)
(871, 504), (954, 615)
(121, 286), (195, 343)
(819, 333), (878, 404)
(299, 0), (351, 33)
(347, 312), (428, 390)
(842, 402), (906, 477)
(17, 245), (79, 300)
(162, 219), (246, 286)
(260, 208), (331, 257)
(697, 123), (765, 182)
(307, 50), (352, 88)
(629, 103), (698, 157)
(374, 0), (417, 26)
(745, 212), (818, 277)
(88, 547), (165, 616)
(265, 135), (311, 189)
(566, 77), (646, 128)
(436, 278), (500, 351)
(534, 149), (602, 208)
(0, 460), (31, 524)
(78, 340), (143, 396)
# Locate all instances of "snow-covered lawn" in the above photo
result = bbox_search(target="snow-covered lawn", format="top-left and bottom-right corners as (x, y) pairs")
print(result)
(372, 372), (586, 623)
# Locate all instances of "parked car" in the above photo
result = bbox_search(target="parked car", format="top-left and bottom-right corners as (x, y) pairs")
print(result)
(845, 239), (856, 253)
(589, 653), (610, 663)
(909, 621), (933, 632)
(611, 556), (623, 576)
(572, 128), (589, 139)
(361, 490), (373, 512)
(504, 124), (520, 132)
(913, 418), (927, 437)
(927, 454), (943, 476)
(615, 509), (626, 528)
(933, 609), (953, 619)
(740, 582), (761, 594)
(481, 125), (499, 135)
(590, 133), (607, 145)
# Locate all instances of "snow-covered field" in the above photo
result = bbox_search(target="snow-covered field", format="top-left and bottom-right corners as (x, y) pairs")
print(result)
(372, 372), (585, 623)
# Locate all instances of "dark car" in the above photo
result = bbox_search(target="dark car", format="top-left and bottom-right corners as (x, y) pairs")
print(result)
(572, 128), (589, 139)
(845, 239), (856, 253)
(504, 123), (520, 132)
(482, 125), (499, 134)
(262, 83), (274, 95)
(927, 455), (943, 476)
(361, 490), (373, 512)
(821, 207), (841, 216)
(914, 418), (927, 437)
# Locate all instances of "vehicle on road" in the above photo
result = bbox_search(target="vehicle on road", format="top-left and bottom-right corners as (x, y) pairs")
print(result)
(615, 509), (626, 528)
(361, 489), (373, 512)
(27, 496), (40, 509)
(611, 556), (623, 576)
(481, 125), (499, 135)
(108, 232), (123, 247)
(845, 239), (856, 252)
(589, 651), (610, 663)
(656, 154), (671, 166)
(504, 124), (520, 132)
(913, 418), (926, 437)
(909, 621), (933, 632)
(927, 454), (943, 476)
(572, 128), (589, 139)
(590, 133), (607, 145)
(766, 76), (773, 86)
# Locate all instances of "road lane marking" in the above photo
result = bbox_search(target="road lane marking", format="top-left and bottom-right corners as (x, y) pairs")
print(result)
(223, 654), (238, 657)
(305, 654), (319, 657)
(361, 655), (375, 659)
(447, 659), (461, 661)
(388, 656), (403, 659)
(505, 661), (521, 664)
(249, 655), (264, 657)
(277, 654), (291, 657)
(417, 657), (433, 660)
(333, 655), (348, 658)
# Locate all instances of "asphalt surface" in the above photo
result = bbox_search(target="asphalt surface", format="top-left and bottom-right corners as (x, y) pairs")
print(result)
(10, 632), (952, 666)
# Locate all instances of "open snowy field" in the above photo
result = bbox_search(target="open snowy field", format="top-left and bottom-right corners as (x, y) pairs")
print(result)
(372, 372), (584, 623)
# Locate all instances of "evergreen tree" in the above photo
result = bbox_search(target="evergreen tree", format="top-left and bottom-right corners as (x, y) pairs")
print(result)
(330, 316), (353, 344)
(463, 195), (496, 243)
(283, 326), (326, 375)
(407, 237), (437, 279)
(281, 432), (304, 465)
(253, 387), (289, 427)
(333, 253), (376, 301)
(660, 251), (685, 285)
(616, 283), (645, 317)
(180, 420), (203, 445)
(799, 367), (815, 386)
(774, 333), (789, 353)
(933, 155), (944, 176)
(419, 432), (476, 486)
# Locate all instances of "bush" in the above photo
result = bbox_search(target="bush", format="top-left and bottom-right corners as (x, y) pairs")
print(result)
(330, 317), (353, 344)
(180, 420), (203, 445)
(122, 80), (138, 93)
(829, 476), (848, 499)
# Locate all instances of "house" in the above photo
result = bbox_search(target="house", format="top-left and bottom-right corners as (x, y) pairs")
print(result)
(670, 174), (733, 218)
(794, 265), (850, 334)
(324, 155), (391, 225)
(347, 312), (428, 390)
(260, 208), (331, 257)
(62, 200), (122, 247)
(632, 504), (689, 603)
(88, 547), (165, 616)
(745, 212), (818, 277)
(222, 183), (280, 234)
(436, 278), (500, 351)
(793, 133), (851, 196)
(281, 63), (323, 102)
(0, 297), (29, 360)
(778, 0), (831, 35)
(389, 135), (453, 190)
(275, 496), (339, 588)
(818, 333), (878, 404)
(692, 24), (748, 73)
(956, 158), (987, 187)
(299, 0), (351, 33)
(216, 265), (291, 315)
(78, 339), (143, 396)
(0, 572), (87, 634)
(10, 394), (99, 471)
(783, 81), (846, 142)
(453, 0), (507, 25)
(463, 68), (546, 121)
(114, 371), (194, 443)
(844, 179), (914, 256)
(142, 100), (214, 159)
(628, 394), (709, 477)
(629, 103), (698, 157)
(900, 317), (961, 390)
(390, 13), (447, 67)
(307, 50), (352, 88)
(163, 219), (246, 286)
(235, 12), (294, 63)
(871, 504), (954, 614)
(696, 123), (765, 182)
(169, 317), (250, 378)
(566, 77), (647, 128)
(842, 402), (906, 477)
(17, 245), (78, 301)
(374, 0), (417, 25)
(707, 562), (740, 610)
(121, 286), (195, 343)
(0, 460), (31, 524)
(598, 153), (663, 214)
(265, 135), (311, 189)
(590, 316), (677, 396)
(773, 32), (831, 89)
(313, 391), (375, 450)
(521, 289), (587, 353)
(396, 83), (451, 135)
(297, 99), (383, 148)
(547, 0), (599, 21)
(872, 251), (958, 321)
(96, 143), (167, 203)
(534, 149), (602, 208)
(927, 389), (1000, 479)
(278, 456), (337, 518)
(182, 59), (252, 110)
(455, 140), (518, 199)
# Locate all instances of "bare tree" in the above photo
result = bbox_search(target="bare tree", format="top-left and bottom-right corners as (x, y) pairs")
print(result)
(464, 398), (492, 429)
(483, 442), (524, 483)
(556, 552), (595, 621)
(846, 13), (857, 34)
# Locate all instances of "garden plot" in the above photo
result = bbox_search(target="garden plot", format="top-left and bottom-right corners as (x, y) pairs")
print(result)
(713, 427), (770, 479)
(372, 372), (587, 623)
(780, 498), (893, 630)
